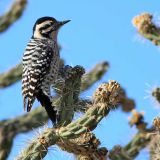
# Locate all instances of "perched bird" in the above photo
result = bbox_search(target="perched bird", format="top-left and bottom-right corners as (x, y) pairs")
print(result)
(22, 17), (70, 123)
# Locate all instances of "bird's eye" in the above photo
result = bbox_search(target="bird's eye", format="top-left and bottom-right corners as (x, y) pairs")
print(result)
(44, 24), (51, 28)
(40, 24), (51, 31)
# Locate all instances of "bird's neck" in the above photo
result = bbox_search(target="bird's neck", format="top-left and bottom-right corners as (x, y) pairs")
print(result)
(50, 31), (58, 41)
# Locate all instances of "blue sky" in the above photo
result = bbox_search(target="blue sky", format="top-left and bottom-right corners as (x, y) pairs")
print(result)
(1, 0), (160, 159)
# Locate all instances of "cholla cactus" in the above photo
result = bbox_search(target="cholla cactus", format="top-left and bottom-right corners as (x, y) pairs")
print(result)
(133, 12), (160, 160)
(1, 2), (160, 159)
(150, 117), (160, 160)
(132, 13), (153, 32)
(16, 79), (121, 160)
(132, 12), (160, 45)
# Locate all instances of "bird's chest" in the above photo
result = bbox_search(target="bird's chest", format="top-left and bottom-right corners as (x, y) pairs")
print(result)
(47, 43), (60, 83)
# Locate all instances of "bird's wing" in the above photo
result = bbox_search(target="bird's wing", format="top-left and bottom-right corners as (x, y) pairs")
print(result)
(22, 39), (53, 112)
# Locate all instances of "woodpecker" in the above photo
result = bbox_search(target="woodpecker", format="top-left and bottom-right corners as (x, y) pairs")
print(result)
(22, 17), (70, 123)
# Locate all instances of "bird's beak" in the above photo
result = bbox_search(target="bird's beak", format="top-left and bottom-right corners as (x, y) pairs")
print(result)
(58, 20), (71, 27)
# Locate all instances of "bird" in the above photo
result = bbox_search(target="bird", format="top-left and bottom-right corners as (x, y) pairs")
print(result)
(22, 17), (70, 123)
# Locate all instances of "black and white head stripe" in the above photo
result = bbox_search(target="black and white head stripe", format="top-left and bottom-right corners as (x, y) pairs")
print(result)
(32, 17), (70, 38)
(33, 17), (57, 32)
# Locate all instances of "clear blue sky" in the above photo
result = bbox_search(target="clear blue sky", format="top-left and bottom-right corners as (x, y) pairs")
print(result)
(0, 0), (160, 159)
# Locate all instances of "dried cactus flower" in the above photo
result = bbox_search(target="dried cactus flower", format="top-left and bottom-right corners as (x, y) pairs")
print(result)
(129, 110), (147, 130)
(132, 12), (160, 46)
(132, 13), (152, 32)
(93, 80), (121, 108)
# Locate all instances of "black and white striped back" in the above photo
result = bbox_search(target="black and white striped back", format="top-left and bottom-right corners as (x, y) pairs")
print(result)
(22, 37), (59, 112)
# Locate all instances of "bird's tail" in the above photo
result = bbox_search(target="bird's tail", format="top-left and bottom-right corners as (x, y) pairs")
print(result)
(23, 96), (35, 112)
(36, 89), (57, 124)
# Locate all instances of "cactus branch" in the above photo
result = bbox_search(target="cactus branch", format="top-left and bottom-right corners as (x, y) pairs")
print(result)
(132, 13), (160, 46)
(0, 0), (27, 33)
(57, 65), (85, 126)
(124, 130), (152, 158)
(0, 63), (22, 88)
(109, 128), (153, 160)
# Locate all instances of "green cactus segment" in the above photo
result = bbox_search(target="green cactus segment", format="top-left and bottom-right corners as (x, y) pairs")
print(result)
(124, 130), (151, 158)
(58, 105), (110, 139)
(132, 13), (160, 46)
(109, 130), (152, 160)
(2, 107), (48, 134)
(0, 128), (13, 160)
(17, 129), (59, 160)
(0, 0), (27, 33)
(57, 65), (85, 126)
(0, 63), (22, 88)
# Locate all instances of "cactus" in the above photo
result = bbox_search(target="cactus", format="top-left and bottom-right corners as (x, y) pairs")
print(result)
(16, 80), (121, 159)
(132, 13), (160, 46)
(133, 12), (160, 160)
(0, 0), (27, 32)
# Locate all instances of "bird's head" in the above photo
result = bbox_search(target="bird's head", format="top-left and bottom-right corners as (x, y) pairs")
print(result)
(33, 17), (70, 39)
